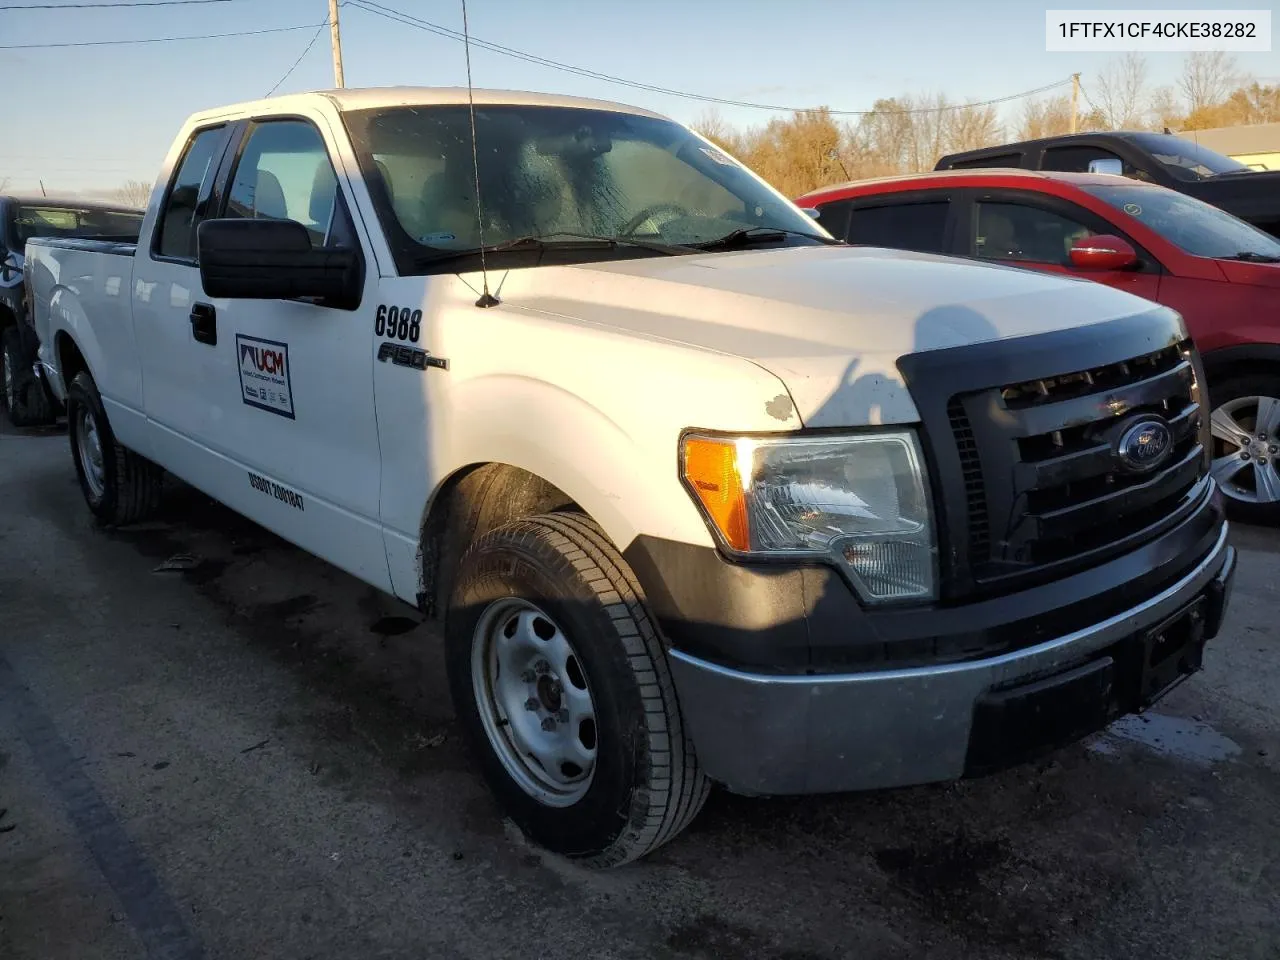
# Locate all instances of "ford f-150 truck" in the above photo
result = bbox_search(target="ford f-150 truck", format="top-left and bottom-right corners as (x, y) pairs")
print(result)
(26, 88), (1237, 866)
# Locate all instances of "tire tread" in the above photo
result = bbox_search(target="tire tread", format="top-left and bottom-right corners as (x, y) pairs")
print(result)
(457, 511), (709, 866)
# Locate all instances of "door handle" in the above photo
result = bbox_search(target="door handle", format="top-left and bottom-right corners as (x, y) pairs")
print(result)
(190, 302), (217, 346)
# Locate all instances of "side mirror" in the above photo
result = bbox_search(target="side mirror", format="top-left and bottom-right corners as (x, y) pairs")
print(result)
(197, 218), (361, 310)
(1069, 233), (1138, 270)
(800, 207), (822, 220)
(1087, 158), (1124, 176)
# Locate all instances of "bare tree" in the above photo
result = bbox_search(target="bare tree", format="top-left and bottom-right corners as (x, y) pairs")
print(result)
(943, 101), (1003, 156)
(1226, 82), (1280, 124)
(109, 179), (152, 208)
(1180, 52), (1241, 114)
(1018, 94), (1109, 138)
(1147, 86), (1184, 131)
(738, 108), (847, 197)
(1092, 53), (1150, 129)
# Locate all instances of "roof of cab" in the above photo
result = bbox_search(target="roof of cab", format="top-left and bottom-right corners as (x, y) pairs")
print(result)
(187, 86), (671, 125)
(796, 168), (1162, 203)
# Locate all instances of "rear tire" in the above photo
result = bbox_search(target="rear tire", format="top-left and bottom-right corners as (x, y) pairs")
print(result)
(67, 370), (163, 525)
(445, 512), (709, 866)
(1, 327), (54, 427)
(1207, 373), (1280, 526)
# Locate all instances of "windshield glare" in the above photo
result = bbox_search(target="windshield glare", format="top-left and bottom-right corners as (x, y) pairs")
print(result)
(1128, 133), (1251, 181)
(1083, 182), (1280, 260)
(14, 205), (143, 245)
(341, 104), (824, 271)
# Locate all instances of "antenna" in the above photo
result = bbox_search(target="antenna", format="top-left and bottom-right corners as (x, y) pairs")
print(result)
(461, 0), (498, 308)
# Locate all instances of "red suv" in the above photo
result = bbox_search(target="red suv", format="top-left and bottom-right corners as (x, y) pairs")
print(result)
(797, 170), (1280, 524)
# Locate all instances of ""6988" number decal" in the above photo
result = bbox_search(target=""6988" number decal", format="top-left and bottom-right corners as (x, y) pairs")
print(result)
(375, 304), (422, 343)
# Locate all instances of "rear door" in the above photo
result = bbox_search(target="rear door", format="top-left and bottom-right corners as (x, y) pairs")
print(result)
(960, 188), (1164, 300)
(132, 121), (238, 458)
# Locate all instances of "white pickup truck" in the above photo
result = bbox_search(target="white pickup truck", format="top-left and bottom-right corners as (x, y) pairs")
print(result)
(26, 87), (1237, 866)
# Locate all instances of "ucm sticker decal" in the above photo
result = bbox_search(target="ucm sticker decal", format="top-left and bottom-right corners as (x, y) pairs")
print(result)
(236, 333), (295, 420)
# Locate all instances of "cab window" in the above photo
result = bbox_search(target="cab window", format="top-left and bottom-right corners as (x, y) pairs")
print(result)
(155, 124), (226, 261)
(223, 119), (355, 250)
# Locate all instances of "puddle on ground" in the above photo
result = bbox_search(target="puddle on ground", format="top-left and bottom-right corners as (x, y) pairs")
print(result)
(1088, 712), (1242, 766)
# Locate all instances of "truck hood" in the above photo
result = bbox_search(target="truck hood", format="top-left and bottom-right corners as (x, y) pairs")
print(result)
(503, 245), (1169, 427)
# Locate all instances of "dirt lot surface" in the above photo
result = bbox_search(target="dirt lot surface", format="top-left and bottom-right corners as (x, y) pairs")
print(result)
(2, 421), (1277, 960)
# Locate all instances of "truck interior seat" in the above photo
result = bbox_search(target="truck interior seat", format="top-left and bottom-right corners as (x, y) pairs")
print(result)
(252, 169), (288, 220)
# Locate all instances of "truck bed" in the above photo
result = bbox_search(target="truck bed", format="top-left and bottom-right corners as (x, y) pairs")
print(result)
(24, 236), (145, 449)
(26, 236), (138, 257)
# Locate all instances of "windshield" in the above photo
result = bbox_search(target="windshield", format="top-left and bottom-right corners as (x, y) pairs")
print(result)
(341, 103), (826, 273)
(1126, 133), (1251, 181)
(14, 205), (143, 246)
(1082, 182), (1280, 260)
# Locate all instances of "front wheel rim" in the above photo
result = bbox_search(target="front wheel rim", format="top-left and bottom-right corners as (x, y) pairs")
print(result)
(75, 404), (106, 500)
(1210, 394), (1280, 505)
(471, 598), (598, 807)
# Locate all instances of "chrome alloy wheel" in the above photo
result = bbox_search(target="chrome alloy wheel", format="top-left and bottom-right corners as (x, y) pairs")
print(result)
(1210, 395), (1280, 504)
(471, 598), (598, 807)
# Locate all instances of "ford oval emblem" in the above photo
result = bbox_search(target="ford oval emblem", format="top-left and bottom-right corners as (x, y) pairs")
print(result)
(1115, 417), (1173, 473)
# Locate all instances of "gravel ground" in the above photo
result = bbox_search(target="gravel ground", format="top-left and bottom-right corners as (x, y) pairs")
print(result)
(1, 421), (1277, 960)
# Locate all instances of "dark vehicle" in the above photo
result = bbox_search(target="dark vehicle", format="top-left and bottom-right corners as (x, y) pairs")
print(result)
(935, 132), (1280, 241)
(0, 195), (144, 425)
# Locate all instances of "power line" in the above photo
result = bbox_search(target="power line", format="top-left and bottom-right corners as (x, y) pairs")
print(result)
(347, 0), (1073, 116)
(0, 0), (230, 7)
(0, 21), (324, 49)
(265, 19), (329, 97)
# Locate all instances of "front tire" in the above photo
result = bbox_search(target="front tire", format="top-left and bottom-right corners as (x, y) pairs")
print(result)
(67, 370), (163, 525)
(446, 512), (709, 866)
(1208, 373), (1280, 525)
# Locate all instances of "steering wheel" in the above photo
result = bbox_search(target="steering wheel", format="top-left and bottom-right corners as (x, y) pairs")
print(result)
(618, 203), (688, 238)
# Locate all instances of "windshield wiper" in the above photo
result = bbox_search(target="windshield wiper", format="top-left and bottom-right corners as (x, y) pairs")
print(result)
(413, 232), (691, 267)
(1226, 251), (1280, 263)
(690, 225), (844, 251)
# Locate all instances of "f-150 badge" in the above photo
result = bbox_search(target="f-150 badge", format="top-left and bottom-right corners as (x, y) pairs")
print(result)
(377, 342), (448, 371)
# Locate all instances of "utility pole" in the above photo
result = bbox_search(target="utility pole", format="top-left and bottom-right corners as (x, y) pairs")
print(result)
(328, 0), (345, 88)
(1070, 72), (1080, 133)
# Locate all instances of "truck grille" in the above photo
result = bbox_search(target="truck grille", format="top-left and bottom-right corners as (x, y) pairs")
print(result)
(948, 342), (1209, 591)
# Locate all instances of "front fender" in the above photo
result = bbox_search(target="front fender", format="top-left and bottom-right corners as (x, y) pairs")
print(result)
(438, 373), (713, 556)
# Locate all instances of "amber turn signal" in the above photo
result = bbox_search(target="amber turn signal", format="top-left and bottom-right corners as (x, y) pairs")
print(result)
(681, 436), (751, 551)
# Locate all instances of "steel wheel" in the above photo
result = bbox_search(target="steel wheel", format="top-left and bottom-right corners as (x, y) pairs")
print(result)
(1210, 394), (1280, 505)
(75, 403), (106, 500)
(471, 598), (598, 807)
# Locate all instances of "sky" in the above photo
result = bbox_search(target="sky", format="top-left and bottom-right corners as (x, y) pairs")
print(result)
(2, 0), (1278, 195)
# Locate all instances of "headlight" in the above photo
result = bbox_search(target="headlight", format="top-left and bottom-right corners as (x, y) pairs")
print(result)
(680, 430), (936, 603)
